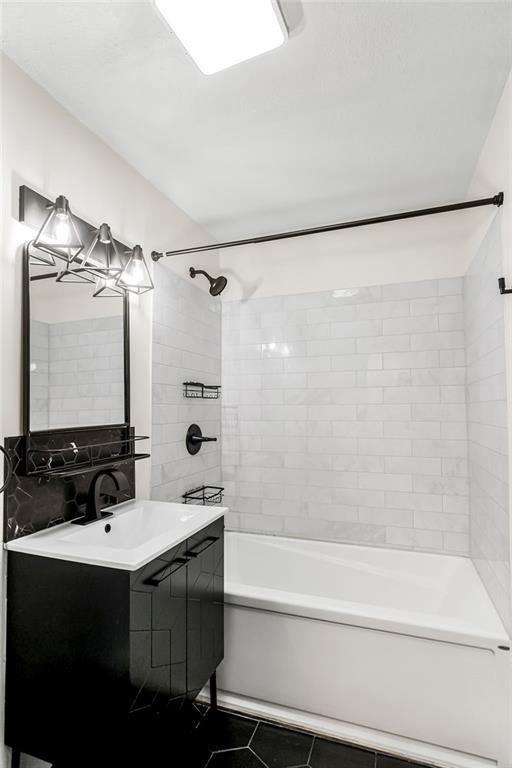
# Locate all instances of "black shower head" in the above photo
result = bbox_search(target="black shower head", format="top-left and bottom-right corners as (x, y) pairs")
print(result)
(189, 267), (227, 296)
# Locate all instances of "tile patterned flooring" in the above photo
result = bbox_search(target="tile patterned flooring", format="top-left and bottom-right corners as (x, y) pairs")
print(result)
(188, 706), (431, 768)
(48, 704), (432, 767)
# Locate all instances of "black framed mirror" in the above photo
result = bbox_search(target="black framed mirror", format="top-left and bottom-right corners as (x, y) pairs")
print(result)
(22, 248), (131, 437)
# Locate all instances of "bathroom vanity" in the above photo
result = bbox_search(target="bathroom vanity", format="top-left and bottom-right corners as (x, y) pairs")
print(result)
(5, 500), (225, 765)
(3, 223), (226, 765)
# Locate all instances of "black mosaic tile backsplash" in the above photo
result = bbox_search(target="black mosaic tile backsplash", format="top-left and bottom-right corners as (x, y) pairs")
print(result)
(3, 428), (136, 542)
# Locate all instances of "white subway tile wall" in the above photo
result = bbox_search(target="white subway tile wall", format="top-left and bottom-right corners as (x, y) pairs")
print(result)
(465, 219), (511, 634)
(48, 316), (124, 427)
(30, 316), (124, 429)
(151, 266), (222, 503)
(30, 320), (49, 430)
(222, 278), (469, 554)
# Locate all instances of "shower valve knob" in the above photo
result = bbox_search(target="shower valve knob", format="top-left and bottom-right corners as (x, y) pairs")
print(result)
(186, 424), (218, 455)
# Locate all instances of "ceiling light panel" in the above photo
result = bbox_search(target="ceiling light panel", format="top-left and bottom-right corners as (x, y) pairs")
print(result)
(154, 0), (288, 75)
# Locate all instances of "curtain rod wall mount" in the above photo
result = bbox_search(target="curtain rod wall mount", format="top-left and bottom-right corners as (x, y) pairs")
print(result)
(151, 192), (504, 262)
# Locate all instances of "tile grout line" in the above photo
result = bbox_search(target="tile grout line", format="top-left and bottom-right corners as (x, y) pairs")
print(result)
(248, 719), (260, 748)
(306, 734), (315, 767)
(248, 745), (270, 768)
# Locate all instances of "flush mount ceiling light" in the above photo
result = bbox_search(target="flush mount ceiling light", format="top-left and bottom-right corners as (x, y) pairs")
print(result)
(33, 195), (84, 263)
(81, 223), (123, 279)
(154, 0), (288, 74)
(116, 245), (154, 295)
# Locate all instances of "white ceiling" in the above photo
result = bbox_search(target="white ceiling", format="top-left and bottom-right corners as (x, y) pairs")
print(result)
(2, 1), (512, 241)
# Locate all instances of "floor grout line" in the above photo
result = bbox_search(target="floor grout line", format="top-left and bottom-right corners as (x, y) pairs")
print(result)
(248, 745), (269, 768)
(306, 734), (315, 767)
(248, 720), (259, 747)
(195, 705), (429, 768)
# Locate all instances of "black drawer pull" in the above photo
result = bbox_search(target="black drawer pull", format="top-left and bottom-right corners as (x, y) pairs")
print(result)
(186, 536), (219, 558)
(144, 557), (189, 586)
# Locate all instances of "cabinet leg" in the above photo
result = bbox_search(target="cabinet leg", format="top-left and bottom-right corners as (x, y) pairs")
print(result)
(11, 749), (21, 768)
(210, 671), (218, 711)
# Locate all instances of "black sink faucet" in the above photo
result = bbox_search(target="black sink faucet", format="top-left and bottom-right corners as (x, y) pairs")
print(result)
(73, 469), (129, 526)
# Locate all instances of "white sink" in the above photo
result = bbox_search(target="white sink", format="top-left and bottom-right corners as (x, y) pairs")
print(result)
(4, 499), (227, 571)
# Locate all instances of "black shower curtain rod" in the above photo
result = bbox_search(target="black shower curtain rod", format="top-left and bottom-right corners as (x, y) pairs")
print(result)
(151, 192), (504, 261)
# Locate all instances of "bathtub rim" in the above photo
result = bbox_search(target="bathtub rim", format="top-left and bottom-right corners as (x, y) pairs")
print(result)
(224, 531), (510, 650)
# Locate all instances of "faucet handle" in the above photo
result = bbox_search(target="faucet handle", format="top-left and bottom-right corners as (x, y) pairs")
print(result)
(186, 424), (218, 455)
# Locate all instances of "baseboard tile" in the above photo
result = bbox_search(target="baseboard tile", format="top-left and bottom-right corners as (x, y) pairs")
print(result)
(197, 689), (496, 768)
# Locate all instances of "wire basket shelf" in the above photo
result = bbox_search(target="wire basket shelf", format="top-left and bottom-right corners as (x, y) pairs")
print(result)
(183, 382), (221, 399)
(182, 485), (224, 505)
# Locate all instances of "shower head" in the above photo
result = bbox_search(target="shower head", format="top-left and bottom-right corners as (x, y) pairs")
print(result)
(189, 267), (227, 296)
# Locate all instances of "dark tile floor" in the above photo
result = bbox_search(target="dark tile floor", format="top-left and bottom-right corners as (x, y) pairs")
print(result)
(187, 705), (432, 768)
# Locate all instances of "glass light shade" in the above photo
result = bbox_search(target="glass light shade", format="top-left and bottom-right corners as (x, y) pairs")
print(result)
(81, 223), (123, 278)
(116, 245), (154, 295)
(93, 276), (125, 298)
(33, 195), (84, 263)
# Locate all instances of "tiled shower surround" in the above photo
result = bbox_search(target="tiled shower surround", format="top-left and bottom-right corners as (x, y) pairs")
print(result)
(465, 219), (511, 634)
(151, 265), (222, 503)
(30, 316), (124, 428)
(30, 319), (50, 430)
(222, 277), (470, 554)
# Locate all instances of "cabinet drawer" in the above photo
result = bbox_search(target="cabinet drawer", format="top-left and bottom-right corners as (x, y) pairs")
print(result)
(187, 518), (224, 697)
(129, 539), (189, 715)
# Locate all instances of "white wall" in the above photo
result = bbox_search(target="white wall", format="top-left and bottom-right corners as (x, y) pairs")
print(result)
(1, 44), (511, 768)
(219, 191), (495, 302)
(151, 266), (222, 505)
(30, 275), (121, 323)
(466, 71), (512, 636)
(464, 218), (510, 633)
(0, 54), (218, 768)
(1, 52), (219, 488)
(222, 276), (469, 554)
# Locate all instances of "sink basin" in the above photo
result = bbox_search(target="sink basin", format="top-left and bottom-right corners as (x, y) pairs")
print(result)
(4, 500), (227, 571)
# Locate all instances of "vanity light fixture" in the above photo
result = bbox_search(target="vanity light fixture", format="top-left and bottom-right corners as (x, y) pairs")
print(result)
(93, 276), (125, 298)
(27, 245), (57, 268)
(116, 245), (154, 295)
(81, 223), (123, 279)
(20, 186), (155, 298)
(154, 0), (288, 75)
(55, 268), (95, 285)
(33, 194), (84, 263)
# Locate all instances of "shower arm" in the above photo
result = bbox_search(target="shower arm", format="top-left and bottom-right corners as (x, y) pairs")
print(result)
(151, 193), (504, 261)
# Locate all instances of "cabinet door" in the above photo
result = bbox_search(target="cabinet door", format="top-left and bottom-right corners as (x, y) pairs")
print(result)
(129, 540), (189, 718)
(186, 517), (224, 698)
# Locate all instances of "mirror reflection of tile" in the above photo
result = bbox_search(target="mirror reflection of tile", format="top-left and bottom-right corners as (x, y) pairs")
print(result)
(30, 316), (124, 430)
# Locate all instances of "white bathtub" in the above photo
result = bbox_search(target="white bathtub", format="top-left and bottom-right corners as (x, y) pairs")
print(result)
(216, 533), (511, 768)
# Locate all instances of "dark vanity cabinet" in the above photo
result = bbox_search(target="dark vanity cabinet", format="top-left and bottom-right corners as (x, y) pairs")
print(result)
(5, 517), (224, 765)
(128, 518), (224, 715)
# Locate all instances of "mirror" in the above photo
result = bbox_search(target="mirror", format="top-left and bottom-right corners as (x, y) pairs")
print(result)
(25, 255), (129, 432)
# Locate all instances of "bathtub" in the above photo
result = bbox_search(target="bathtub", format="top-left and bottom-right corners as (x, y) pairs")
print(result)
(215, 533), (511, 768)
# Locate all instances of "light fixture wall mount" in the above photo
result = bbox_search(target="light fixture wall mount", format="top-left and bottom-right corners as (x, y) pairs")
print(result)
(19, 186), (154, 299)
